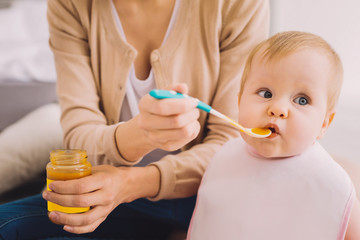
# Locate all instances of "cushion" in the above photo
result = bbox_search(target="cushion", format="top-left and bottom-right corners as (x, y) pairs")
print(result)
(0, 80), (57, 131)
(0, 103), (63, 194)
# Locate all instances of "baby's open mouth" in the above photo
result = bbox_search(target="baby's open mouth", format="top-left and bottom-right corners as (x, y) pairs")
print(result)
(264, 124), (279, 136)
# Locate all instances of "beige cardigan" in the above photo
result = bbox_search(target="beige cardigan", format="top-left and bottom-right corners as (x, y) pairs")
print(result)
(47, 0), (269, 200)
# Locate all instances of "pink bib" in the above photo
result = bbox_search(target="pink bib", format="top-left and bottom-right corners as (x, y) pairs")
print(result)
(187, 138), (355, 240)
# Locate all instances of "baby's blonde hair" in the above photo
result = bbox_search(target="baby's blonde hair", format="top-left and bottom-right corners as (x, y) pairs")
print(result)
(240, 31), (343, 111)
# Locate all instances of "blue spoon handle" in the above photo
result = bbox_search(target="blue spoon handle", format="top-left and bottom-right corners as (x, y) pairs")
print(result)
(149, 89), (212, 113)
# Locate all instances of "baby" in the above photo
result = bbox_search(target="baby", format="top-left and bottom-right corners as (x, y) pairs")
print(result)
(187, 31), (360, 240)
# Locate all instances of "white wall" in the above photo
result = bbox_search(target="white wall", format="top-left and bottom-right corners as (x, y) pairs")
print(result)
(0, 0), (55, 82)
(270, 0), (360, 161)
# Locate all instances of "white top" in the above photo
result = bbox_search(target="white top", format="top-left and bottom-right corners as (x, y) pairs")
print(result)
(111, 0), (181, 166)
(187, 137), (355, 240)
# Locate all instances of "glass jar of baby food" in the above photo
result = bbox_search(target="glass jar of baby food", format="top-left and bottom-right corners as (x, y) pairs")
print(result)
(46, 149), (92, 213)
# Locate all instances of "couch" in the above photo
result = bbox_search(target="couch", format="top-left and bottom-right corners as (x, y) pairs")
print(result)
(0, 80), (62, 204)
(0, 0), (64, 203)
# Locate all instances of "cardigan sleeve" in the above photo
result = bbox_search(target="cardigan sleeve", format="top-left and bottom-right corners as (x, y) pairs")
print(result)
(47, 0), (138, 166)
(149, 0), (270, 200)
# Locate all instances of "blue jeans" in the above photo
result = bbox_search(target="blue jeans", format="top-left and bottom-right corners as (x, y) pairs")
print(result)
(0, 194), (196, 240)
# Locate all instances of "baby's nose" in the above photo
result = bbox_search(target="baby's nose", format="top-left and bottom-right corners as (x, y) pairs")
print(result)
(268, 104), (288, 118)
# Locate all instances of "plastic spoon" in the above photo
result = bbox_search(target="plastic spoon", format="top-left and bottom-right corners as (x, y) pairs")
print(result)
(149, 89), (271, 138)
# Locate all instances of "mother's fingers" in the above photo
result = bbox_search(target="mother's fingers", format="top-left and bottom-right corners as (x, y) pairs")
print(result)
(165, 83), (189, 94)
(48, 206), (109, 234)
(139, 94), (198, 116)
(139, 108), (200, 130)
(146, 121), (201, 143)
(49, 205), (109, 227)
(43, 188), (109, 209)
(63, 217), (106, 234)
(146, 121), (201, 151)
(48, 172), (106, 195)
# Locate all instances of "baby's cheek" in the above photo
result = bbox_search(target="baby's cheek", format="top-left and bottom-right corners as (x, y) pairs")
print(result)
(288, 127), (316, 154)
(238, 107), (258, 127)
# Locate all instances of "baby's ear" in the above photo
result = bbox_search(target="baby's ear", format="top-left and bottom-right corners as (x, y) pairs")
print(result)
(317, 111), (336, 140)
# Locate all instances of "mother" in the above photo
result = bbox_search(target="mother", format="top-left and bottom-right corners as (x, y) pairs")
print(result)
(0, 0), (269, 238)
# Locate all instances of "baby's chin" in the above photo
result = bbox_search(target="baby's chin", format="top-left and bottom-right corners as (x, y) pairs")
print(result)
(243, 139), (292, 159)
(250, 144), (299, 159)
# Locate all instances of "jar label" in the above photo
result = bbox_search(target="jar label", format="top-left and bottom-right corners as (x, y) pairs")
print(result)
(47, 179), (90, 213)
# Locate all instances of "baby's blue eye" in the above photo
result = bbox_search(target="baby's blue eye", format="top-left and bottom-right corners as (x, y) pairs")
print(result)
(294, 96), (309, 105)
(258, 90), (272, 98)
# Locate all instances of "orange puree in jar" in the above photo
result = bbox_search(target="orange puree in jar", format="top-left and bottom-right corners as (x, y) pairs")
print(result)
(46, 149), (92, 214)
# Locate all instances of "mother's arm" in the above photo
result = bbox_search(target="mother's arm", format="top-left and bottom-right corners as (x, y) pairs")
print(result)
(147, 0), (270, 200)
